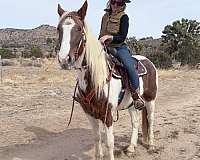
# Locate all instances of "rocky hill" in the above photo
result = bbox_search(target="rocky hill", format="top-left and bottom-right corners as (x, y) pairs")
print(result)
(0, 25), (57, 56)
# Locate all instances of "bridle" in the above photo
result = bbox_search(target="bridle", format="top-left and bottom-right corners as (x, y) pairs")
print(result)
(56, 12), (86, 65)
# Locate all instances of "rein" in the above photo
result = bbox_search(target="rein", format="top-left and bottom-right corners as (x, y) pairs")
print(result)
(67, 62), (116, 127)
(67, 81), (78, 128)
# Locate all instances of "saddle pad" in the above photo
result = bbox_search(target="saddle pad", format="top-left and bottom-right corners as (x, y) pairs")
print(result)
(133, 58), (147, 76)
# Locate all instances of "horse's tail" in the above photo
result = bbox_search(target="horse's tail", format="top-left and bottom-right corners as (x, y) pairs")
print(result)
(142, 107), (148, 143)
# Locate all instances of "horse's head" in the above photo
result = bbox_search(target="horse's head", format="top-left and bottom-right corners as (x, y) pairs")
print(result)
(56, 1), (88, 69)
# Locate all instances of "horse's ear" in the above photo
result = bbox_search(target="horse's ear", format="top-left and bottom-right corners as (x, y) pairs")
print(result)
(77, 0), (88, 20)
(58, 4), (65, 16)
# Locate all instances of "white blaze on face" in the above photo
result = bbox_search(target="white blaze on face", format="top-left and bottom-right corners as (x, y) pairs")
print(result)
(58, 18), (76, 61)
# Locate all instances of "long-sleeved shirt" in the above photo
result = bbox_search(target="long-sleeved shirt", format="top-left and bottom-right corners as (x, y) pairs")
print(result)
(112, 14), (129, 44)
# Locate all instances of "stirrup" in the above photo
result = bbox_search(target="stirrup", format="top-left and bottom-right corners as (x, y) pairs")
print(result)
(134, 97), (145, 110)
(130, 88), (145, 110)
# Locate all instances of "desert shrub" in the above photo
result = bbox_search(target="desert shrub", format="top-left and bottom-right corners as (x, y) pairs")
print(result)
(148, 51), (172, 69)
(46, 38), (53, 45)
(23, 47), (43, 58)
(33, 62), (42, 67)
(0, 48), (15, 59)
(30, 47), (43, 58)
(46, 52), (56, 58)
(1, 59), (16, 66)
(20, 59), (42, 67)
(21, 60), (33, 67)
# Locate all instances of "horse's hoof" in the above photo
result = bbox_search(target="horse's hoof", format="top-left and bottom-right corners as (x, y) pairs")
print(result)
(114, 150), (123, 158)
(147, 145), (160, 154)
(125, 151), (136, 157)
(123, 145), (136, 157)
(148, 145), (155, 150)
(142, 142), (149, 149)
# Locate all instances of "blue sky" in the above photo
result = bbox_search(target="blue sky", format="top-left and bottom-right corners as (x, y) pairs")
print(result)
(0, 0), (200, 39)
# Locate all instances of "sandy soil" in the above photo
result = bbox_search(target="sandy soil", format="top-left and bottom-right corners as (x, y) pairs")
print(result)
(0, 60), (200, 160)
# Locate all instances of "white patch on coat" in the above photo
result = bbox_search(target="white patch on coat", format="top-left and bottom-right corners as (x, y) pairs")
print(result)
(139, 77), (144, 95)
(145, 100), (155, 146)
(77, 70), (87, 91)
(133, 55), (147, 61)
(104, 78), (122, 110)
(117, 89), (132, 109)
(58, 18), (75, 61)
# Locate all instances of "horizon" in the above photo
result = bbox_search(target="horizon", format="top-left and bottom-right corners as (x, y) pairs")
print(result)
(0, 0), (200, 39)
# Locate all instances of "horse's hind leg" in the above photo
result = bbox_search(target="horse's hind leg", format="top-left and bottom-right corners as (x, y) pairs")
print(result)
(126, 107), (139, 154)
(145, 100), (155, 150)
(87, 115), (103, 160)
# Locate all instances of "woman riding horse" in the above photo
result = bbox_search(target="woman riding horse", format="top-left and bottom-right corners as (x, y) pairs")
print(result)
(56, 1), (158, 159)
(99, 0), (144, 110)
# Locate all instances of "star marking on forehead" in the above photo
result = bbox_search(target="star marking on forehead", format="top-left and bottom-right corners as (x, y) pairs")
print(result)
(63, 17), (75, 26)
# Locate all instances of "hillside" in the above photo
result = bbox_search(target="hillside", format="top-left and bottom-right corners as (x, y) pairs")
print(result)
(0, 25), (57, 55)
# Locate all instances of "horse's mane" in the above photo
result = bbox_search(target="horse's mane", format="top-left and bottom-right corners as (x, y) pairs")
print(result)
(83, 22), (108, 94)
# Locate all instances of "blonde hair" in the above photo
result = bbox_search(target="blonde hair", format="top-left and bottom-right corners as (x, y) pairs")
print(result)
(83, 22), (108, 94)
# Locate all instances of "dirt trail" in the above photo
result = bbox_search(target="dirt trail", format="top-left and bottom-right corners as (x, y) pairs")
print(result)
(0, 63), (200, 160)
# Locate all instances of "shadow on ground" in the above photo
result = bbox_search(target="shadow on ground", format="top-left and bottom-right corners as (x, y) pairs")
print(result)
(0, 126), (94, 160)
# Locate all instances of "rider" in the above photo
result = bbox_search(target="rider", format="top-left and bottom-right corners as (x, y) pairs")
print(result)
(99, 0), (144, 110)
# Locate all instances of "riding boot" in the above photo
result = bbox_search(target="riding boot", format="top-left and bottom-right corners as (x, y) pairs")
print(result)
(130, 87), (145, 110)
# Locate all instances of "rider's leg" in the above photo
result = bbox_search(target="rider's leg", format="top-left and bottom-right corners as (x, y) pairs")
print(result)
(116, 45), (144, 110)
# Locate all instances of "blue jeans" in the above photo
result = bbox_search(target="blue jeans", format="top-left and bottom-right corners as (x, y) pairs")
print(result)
(115, 45), (139, 90)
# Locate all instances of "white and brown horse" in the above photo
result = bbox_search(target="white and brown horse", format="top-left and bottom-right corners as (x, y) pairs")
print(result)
(56, 1), (158, 160)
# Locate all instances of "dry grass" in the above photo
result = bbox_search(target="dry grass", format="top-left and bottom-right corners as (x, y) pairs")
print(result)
(1, 59), (200, 160)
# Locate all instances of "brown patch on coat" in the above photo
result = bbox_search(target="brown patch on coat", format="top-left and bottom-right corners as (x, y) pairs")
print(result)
(76, 70), (113, 127)
(140, 59), (157, 101)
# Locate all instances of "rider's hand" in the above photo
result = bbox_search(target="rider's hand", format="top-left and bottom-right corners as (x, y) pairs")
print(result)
(99, 35), (113, 44)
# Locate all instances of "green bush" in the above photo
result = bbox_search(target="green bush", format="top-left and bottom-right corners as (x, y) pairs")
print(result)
(23, 47), (43, 58)
(148, 51), (172, 69)
(0, 48), (15, 59)
(46, 38), (53, 45)
(31, 47), (43, 58)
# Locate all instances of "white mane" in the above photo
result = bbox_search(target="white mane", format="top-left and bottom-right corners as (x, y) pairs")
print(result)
(83, 23), (108, 93)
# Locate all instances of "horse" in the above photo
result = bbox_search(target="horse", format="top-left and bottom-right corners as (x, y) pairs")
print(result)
(56, 1), (158, 159)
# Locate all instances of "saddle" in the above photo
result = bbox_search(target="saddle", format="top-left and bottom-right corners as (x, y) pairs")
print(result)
(106, 47), (147, 80)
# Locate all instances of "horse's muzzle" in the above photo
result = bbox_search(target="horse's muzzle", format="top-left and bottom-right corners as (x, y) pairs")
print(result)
(59, 55), (75, 70)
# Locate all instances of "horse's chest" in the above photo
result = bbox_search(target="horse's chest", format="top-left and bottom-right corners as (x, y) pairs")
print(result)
(77, 88), (113, 127)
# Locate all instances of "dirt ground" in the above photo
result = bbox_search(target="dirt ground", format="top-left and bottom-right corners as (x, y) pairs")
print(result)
(0, 60), (200, 160)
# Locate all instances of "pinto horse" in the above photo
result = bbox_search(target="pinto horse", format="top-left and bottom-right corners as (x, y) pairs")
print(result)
(56, 1), (158, 159)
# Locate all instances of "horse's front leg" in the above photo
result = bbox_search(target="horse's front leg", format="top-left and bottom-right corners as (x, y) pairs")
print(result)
(105, 125), (114, 160)
(126, 107), (139, 154)
(87, 114), (103, 160)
